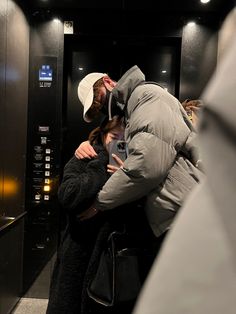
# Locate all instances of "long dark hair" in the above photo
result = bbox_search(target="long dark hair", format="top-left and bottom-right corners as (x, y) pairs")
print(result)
(88, 116), (124, 145)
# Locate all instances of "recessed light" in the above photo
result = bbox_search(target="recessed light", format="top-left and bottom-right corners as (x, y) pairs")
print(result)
(200, 0), (211, 4)
(161, 70), (167, 73)
(187, 21), (196, 27)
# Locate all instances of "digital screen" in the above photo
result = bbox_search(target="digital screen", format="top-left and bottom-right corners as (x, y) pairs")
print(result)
(39, 65), (53, 81)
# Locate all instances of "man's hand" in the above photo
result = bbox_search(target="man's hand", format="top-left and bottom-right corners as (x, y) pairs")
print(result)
(75, 141), (98, 159)
(78, 206), (99, 221)
(107, 153), (124, 174)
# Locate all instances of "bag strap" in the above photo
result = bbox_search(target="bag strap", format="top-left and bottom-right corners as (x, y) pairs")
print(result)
(108, 227), (132, 305)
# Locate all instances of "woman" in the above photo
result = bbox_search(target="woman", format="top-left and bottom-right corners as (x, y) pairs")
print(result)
(46, 116), (125, 314)
(181, 98), (202, 128)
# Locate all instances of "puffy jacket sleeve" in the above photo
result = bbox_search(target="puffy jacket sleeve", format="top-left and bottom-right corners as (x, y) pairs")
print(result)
(58, 150), (108, 212)
(94, 132), (177, 211)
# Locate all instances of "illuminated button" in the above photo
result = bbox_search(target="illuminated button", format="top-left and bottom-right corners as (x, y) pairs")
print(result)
(35, 194), (41, 200)
(41, 137), (47, 144)
(45, 149), (51, 154)
(45, 163), (50, 169)
(43, 185), (50, 192)
(44, 195), (49, 201)
(45, 171), (50, 177)
(45, 156), (50, 161)
(45, 178), (50, 184)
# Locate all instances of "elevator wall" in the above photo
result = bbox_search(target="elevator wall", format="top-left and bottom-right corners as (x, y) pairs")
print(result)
(63, 36), (181, 163)
(62, 11), (219, 161)
(180, 23), (218, 101)
(0, 0), (29, 313)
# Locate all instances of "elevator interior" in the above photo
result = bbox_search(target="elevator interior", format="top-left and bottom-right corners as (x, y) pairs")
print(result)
(0, 0), (235, 313)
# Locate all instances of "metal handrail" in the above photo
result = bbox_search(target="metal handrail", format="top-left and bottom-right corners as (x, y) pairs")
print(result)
(0, 211), (27, 233)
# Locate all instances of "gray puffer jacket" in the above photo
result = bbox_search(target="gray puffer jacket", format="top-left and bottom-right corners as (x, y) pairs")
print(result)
(95, 65), (203, 237)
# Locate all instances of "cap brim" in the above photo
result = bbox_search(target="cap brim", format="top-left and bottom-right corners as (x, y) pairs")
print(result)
(83, 88), (94, 122)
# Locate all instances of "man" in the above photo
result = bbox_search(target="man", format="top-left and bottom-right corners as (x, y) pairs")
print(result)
(133, 7), (236, 314)
(76, 65), (203, 238)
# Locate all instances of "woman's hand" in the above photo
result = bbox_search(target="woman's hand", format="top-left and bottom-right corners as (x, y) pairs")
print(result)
(78, 206), (99, 221)
(182, 99), (202, 114)
(107, 153), (124, 174)
(75, 141), (97, 159)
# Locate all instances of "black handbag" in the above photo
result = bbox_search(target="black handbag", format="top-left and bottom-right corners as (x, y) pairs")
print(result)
(87, 229), (155, 307)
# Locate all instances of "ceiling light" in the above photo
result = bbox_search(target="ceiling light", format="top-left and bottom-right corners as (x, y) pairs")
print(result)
(200, 0), (211, 4)
(161, 70), (167, 73)
(187, 21), (196, 27)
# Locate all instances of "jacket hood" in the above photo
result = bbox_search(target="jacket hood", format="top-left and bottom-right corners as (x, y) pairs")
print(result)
(112, 65), (145, 105)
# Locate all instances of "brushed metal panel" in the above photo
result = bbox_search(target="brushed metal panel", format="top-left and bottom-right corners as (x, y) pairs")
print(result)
(179, 23), (217, 102)
(4, 0), (29, 217)
(0, 0), (7, 215)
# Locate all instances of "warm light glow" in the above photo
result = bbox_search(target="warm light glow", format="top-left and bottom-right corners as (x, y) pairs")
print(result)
(0, 178), (19, 197)
(43, 185), (51, 192)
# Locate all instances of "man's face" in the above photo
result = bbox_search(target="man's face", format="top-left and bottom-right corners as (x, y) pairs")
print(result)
(97, 85), (107, 106)
(92, 84), (107, 108)
(93, 84), (111, 118)
(93, 77), (114, 107)
(87, 78), (118, 121)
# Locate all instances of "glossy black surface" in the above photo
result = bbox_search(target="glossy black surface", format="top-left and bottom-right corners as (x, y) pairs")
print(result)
(24, 0), (234, 19)
(0, 216), (15, 231)
(22, 15), (63, 295)
(0, 1), (29, 313)
(63, 37), (181, 162)
(0, 219), (24, 314)
(0, 212), (27, 233)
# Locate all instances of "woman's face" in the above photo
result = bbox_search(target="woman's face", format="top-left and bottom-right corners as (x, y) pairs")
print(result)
(104, 126), (124, 148)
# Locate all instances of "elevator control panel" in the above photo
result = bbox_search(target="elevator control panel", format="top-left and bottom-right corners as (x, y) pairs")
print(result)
(32, 125), (54, 203)
(25, 56), (60, 206)
(23, 55), (61, 293)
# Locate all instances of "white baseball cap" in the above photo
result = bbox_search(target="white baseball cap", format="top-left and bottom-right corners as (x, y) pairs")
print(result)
(77, 72), (106, 122)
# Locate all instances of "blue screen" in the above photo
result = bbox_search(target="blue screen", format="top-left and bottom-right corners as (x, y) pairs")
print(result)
(39, 65), (53, 81)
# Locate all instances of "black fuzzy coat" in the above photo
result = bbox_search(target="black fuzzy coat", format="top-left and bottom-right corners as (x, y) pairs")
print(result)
(46, 145), (111, 314)
(46, 145), (157, 314)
